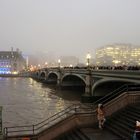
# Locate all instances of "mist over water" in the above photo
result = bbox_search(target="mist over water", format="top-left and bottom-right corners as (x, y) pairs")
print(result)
(0, 78), (81, 127)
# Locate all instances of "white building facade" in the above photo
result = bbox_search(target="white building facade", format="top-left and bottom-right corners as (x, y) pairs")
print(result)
(95, 44), (140, 66)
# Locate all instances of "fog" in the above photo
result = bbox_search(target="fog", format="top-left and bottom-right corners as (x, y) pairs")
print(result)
(0, 0), (140, 62)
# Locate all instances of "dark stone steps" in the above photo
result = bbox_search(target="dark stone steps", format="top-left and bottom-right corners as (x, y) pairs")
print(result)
(105, 103), (140, 139)
(53, 128), (90, 140)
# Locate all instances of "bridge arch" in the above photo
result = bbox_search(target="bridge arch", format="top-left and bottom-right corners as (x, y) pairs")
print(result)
(40, 71), (46, 79)
(36, 71), (39, 77)
(47, 72), (58, 84)
(92, 78), (136, 97)
(61, 74), (86, 92)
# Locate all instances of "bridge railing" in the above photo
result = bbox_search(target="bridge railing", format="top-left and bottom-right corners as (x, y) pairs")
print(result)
(93, 84), (140, 106)
(3, 103), (93, 138)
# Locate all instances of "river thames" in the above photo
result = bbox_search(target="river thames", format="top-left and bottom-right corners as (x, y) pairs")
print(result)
(0, 77), (81, 128)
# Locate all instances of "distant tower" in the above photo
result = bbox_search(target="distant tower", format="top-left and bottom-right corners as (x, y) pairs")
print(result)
(11, 47), (13, 53)
(11, 47), (13, 52)
(16, 48), (19, 53)
(26, 56), (29, 69)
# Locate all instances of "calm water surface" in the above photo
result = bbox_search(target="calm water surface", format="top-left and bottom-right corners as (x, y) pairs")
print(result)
(0, 78), (81, 128)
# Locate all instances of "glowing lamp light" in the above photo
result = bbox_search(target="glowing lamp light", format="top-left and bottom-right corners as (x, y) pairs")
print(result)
(69, 64), (73, 67)
(58, 59), (61, 64)
(58, 59), (61, 68)
(86, 53), (91, 67)
(12, 71), (18, 74)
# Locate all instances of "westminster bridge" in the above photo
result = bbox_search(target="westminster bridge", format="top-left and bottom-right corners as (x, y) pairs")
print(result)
(27, 67), (140, 101)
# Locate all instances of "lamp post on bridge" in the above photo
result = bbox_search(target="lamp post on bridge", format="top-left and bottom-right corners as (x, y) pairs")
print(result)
(38, 64), (41, 70)
(82, 53), (92, 103)
(45, 62), (48, 68)
(86, 53), (91, 69)
(58, 59), (61, 69)
(57, 59), (61, 88)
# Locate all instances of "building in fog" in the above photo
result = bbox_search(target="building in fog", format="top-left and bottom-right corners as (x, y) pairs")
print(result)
(0, 49), (26, 74)
(95, 44), (140, 66)
(60, 56), (79, 67)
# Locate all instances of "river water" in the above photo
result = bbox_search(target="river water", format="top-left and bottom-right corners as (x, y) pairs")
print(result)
(0, 77), (81, 128)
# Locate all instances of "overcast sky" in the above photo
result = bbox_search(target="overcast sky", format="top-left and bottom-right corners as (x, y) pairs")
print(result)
(0, 0), (140, 62)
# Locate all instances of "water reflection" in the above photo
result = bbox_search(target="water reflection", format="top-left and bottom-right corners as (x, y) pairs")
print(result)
(0, 78), (80, 128)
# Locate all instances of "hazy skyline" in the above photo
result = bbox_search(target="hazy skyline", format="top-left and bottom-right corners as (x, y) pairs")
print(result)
(0, 0), (140, 62)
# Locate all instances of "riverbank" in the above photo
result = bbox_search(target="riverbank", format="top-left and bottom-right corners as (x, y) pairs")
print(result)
(0, 74), (19, 77)
(0, 74), (29, 77)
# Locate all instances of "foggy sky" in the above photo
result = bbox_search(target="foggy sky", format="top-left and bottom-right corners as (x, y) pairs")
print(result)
(0, 0), (140, 62)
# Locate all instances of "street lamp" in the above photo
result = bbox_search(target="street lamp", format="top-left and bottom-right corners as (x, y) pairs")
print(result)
(45, 62), (48, 68)
(86, 53), (91, 68)
(38, 64), (41, 69)
(58, 59), (61, 68)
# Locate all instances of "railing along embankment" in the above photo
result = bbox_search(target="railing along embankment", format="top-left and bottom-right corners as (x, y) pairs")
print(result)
(3, 85), (140, 140)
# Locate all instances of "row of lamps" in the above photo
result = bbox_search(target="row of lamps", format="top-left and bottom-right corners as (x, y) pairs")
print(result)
(34, 53), (91, 70)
